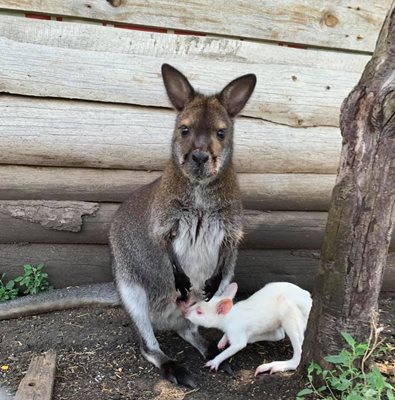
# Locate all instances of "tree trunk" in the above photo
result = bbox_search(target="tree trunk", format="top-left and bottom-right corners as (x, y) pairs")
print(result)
(301, 1), (395, 366)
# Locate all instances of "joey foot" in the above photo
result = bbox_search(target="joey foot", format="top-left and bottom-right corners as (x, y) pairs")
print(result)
(254, 361), (297, 376)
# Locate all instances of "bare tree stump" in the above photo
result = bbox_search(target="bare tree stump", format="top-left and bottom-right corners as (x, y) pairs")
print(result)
(301, 1), (395, 366)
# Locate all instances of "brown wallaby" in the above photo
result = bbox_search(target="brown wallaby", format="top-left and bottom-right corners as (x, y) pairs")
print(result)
(0, 64), (256, 387)
(109, 64), (256, 386)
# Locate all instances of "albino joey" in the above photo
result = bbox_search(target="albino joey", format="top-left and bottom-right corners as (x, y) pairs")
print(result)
(185, 282), (312, 376)
(109, 64), (256, 387)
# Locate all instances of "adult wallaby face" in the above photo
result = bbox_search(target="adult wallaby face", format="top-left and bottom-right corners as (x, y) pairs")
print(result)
(162, 64), (256, 181)
(109, 64), (256, 388)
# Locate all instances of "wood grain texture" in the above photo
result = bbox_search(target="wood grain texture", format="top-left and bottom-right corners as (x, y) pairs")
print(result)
(1, 244), (394, 295)
(0, 165), (336, 211)
(0, 0), (390, 52)
(2, 204), (394, 250)
(0, 96), (341, 173)
(0, 15), (370, 127)
(0, 203), (330, 249)
(15, 350), (56, 400)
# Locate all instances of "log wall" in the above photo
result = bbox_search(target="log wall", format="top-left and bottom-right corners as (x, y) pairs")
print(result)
(0, 1), (393, 295)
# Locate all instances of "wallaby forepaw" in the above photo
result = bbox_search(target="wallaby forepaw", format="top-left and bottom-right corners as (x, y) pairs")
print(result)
(205, 359), (220, 371)
(203, 273), (222, 301)
(174, 272), (192, 302)
(160, 361), (197, 388)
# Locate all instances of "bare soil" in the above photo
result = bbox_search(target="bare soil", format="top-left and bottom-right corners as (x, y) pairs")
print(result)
(0, 298), (394, 400)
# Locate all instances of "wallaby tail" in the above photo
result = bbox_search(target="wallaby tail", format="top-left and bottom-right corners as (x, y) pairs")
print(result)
(0, 282), (120, 320)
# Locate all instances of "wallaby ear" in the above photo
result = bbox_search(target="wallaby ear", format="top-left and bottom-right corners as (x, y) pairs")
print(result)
(219, 74), (256, 117)
(161, 63), (195, 110)
(216, 298), (233, 315)
(222, 282), (238, 299)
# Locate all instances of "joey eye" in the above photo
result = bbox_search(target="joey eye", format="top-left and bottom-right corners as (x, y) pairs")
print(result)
(180, 125), (190, 137)
(196, 307), (203, 315)
(216, 129), (225, 141)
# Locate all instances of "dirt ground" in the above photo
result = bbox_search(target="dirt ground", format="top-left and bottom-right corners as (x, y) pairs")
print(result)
(0, 298), (394, 400)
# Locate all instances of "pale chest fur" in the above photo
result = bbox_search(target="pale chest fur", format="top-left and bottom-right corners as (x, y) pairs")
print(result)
(173, 208), (224, 298)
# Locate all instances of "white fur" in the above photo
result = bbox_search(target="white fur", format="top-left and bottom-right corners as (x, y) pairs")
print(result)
(173, 193), (224, 300)
(186, 282), (312, 375)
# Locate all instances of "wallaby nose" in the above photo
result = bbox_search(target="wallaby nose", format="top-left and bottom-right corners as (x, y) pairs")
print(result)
(191, 150), (209, 165)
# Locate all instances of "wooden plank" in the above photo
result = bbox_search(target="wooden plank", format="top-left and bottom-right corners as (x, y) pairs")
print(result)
(0, 244), (113, 286)
(15, 350), (56, 400)
(0, 165), (336, 211)
(2, 204), (394, 250)
(0, 96), (341, 173)
(0, 16), (370, 127)
(0, 1), (390, 52)
(1, 244), (394, 295)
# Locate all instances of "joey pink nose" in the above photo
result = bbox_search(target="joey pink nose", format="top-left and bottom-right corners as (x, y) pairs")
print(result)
(191, 150), (209, 165)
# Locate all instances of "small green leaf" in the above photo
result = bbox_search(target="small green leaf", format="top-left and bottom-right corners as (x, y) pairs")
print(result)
(341, 332), (356, 349)
(387, 388), (395, 400)
(324, 354), (347, 365)
(354, 343), (368, 356)
(297, 388), (314, 396)
(5, 280), (15, 289)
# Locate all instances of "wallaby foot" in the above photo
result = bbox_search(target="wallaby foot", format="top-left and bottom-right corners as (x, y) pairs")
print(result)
(254, 360), (298, 376)
(160, 361), (197, 388)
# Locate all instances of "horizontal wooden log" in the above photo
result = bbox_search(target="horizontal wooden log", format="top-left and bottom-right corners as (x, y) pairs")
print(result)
(0, 165), (336, 211)
(0, 1), (390, 52)
(1, 204), (394, 250)
(0, 15), (370, 127)
(1, 244), (394, 295)
(0, 96), (341, 173)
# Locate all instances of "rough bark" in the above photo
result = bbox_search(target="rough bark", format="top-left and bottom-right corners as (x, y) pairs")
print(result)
(0, 201), (98, 232)
(302, 1), (395, 366)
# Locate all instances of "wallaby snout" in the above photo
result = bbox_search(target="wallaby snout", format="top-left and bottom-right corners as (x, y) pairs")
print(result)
(191, 150), (209, 165)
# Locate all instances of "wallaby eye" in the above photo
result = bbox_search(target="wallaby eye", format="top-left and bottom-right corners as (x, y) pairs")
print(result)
(179, 125), (190, 137)
(216, 129), (225, 141)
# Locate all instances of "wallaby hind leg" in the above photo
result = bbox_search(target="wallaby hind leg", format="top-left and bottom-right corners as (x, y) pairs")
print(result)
(254, 309), (305, 376)
(118, 281), (197, 387)
(177, 321), (209, 357)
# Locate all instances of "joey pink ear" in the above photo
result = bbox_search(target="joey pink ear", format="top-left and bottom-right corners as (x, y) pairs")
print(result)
(161, 64), (195, 110)
(219, 74), (256, 117)
(222, 282), (238, 300)
(216, 299), (233, 315)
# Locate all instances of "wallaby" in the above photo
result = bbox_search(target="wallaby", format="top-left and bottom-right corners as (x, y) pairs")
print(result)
(184, 282), (312, 376)
(0, 64), (256, 387)
(108, 64), (256, 386)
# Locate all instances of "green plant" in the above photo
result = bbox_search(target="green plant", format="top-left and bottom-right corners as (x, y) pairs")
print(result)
(14, 264), (51, 295)
(297, 320), (395, 400)
(0, 274), (19, 302)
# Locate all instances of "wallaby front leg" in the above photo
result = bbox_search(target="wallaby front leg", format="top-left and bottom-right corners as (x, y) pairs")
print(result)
(166, 230), (191, 302)
(205, 338), (247, 371)
(204, 246), (237, 300)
